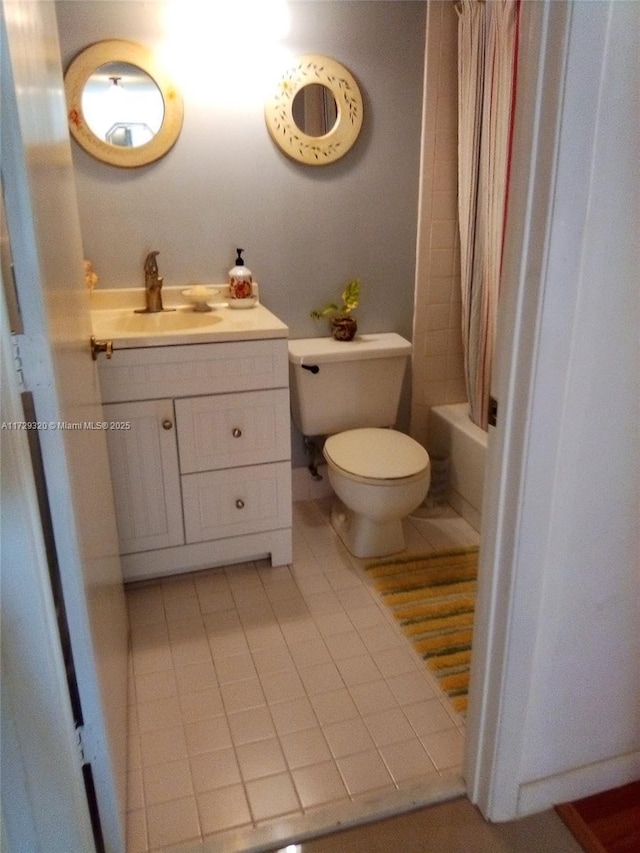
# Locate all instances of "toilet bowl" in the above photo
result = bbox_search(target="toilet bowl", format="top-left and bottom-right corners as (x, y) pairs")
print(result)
(323, 428), (430, 558)
(288, 333), (431, 559)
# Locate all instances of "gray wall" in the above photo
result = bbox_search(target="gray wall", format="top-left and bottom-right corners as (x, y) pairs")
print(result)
(56, 1), (426, 343)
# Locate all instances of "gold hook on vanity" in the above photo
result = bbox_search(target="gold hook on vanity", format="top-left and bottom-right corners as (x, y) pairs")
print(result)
(90, 335), (114, 360)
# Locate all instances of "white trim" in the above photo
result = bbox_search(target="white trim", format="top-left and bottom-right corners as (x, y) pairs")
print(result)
(466, 0), (640, 820)
(518, 751), (640, 816)
(0, 287), (95, 852)
(464, 0), (572, 816)
(121, 528), (294, 581)
(2, 3), (128, 847)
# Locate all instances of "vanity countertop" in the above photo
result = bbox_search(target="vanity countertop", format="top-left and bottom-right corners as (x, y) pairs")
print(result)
(90, 286), (288, 348)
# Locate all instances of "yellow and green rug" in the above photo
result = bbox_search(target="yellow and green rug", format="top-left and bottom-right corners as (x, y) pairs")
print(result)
(366, 546), (478, 714)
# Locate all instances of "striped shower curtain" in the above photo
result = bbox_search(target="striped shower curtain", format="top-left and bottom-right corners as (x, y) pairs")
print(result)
(457, 0), (519, 430)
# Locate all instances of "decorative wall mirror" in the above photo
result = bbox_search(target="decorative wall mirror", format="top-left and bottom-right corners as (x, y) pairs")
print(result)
(264, 54), (363, 166)
(64, 40), (184, 168)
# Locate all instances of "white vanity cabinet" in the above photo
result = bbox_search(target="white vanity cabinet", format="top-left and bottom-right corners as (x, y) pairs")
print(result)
(97, 339), (292, 581)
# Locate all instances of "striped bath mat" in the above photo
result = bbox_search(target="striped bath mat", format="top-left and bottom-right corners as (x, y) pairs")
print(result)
(366, 546), (478, 714)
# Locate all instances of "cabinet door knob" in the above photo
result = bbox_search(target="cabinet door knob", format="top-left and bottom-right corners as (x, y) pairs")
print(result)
(235, 499), (245, 509)
(162, 419), (173, 430)
(232, 428), (242, 438)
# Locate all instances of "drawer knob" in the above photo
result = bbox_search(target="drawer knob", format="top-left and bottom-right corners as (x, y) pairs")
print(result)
(235, 499), (245, 510)
(232, 428), (242, 438)
(162, 419), (173, 430)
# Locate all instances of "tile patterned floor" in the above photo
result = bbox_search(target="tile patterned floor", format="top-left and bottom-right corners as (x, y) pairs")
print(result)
(125, 499), (480, 852)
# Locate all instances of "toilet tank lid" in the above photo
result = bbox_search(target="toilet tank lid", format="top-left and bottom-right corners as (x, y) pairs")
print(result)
(288, 333), (411, 365)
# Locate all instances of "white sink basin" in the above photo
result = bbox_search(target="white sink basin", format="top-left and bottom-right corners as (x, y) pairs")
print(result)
(89, 288), (289, 349)
(92, 308), (224, 338)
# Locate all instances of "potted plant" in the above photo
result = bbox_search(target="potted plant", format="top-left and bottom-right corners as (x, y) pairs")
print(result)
(310, 278), (361, 341)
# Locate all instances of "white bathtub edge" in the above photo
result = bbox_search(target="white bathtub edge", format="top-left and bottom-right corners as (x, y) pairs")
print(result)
(428, 403), (488, 532)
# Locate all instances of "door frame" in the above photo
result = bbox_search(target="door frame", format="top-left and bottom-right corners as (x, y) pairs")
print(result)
(465, 0), (640, 819)
(464, 0), (572, 817)
(1, 2), (128, 849)
(0, 288), (96, 850)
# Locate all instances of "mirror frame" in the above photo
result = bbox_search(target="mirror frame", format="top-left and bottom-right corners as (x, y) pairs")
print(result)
(264, 54), (363, 166)
(64, 39), (184, 168)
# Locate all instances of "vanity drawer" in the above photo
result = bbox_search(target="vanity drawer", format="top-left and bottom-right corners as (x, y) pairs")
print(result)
(176, 388), (290, 474)
(98, 339), (288, 402)
(182, 461), (292, 544)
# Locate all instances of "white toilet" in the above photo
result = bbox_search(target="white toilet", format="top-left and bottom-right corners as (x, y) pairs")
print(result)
(288, 333), (431, 558)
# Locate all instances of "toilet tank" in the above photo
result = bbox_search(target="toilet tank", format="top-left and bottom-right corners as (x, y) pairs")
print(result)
(288, 333), (412, 436)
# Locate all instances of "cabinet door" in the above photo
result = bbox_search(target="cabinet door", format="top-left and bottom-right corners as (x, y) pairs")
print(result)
(104, 400), (184, 554)
(175, 389), (291, 474)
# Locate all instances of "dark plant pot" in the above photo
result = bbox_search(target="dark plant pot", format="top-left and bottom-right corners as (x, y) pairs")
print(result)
(330, 315), (357, 341)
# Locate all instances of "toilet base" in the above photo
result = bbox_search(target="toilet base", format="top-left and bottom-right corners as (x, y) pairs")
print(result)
(330, 500), (406, 559)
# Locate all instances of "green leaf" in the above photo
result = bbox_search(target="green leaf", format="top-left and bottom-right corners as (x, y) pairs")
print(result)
(310, 279), (361, 321)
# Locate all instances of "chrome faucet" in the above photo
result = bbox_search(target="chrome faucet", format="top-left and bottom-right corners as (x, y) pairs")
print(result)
(135, 250), (173, 313)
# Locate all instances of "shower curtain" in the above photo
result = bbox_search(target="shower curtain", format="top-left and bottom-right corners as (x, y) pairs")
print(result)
(457, 0), (519, 430)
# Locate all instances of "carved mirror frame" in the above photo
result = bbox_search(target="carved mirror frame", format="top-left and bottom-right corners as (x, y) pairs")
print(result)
(64, 39), (184, 168)
(264, 54), (363, 166)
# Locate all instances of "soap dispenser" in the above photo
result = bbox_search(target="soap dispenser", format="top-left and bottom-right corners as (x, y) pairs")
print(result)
(228, 248), (254, 306)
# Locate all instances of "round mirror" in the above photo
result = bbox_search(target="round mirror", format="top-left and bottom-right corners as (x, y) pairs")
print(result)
(264, 54), (363, 166)
(65, 40), (183, 168)
(291, 84), (338, 137)
(81, 61), (164, 148)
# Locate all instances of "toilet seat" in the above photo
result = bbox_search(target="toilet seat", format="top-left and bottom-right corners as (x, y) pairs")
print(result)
(323, 428), (429, 481)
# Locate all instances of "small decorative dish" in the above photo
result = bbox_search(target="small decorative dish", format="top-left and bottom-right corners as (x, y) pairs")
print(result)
(181, 286), (221, 312)
(228, 295), (258, 310)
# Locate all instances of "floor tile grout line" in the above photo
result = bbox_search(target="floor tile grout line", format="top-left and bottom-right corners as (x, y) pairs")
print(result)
(132, 590), (293, 842)
(291, 525), (465, 736)
(239, 543), (439, 801)
(132, 580), (450, 776)
(125, 498), (476, 849)
(177, 561), (312, 831)
(224, 569), (393, 811)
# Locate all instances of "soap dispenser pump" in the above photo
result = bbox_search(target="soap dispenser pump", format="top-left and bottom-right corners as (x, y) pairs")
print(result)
(228, 248), (254, 304)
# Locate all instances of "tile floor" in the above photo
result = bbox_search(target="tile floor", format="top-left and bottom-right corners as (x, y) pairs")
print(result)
(125, 499), (480, 852)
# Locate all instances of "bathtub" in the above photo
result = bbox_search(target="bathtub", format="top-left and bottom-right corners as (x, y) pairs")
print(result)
(428, 403), (488, 532)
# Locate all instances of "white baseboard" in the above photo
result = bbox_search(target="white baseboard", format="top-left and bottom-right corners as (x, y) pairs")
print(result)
(517, 750), (640, 817)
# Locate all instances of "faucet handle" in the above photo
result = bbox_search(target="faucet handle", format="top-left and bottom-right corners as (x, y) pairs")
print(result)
(144, 250), (160, 277)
